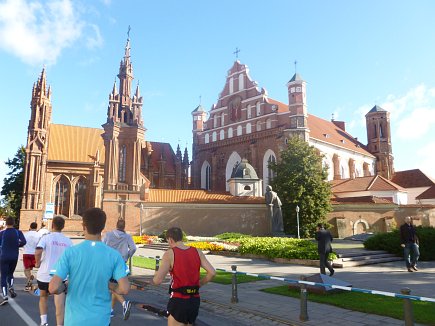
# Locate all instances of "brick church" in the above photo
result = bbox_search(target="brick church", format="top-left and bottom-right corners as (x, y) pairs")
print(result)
(191, 60), (394, 194)
(20, 37), (189, 228)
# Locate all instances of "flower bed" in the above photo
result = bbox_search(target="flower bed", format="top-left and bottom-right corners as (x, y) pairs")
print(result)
(132, 235), (160, 245)
(186, 241), (226, 251)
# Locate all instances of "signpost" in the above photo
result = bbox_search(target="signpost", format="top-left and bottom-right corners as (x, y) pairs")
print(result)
(44, 202), (54, 220)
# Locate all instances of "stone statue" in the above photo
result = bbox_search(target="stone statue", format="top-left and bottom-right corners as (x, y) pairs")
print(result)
(265, 185), (284, 235)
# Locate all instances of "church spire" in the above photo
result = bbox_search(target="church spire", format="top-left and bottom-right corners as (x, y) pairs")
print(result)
(117, 28), (134, 108)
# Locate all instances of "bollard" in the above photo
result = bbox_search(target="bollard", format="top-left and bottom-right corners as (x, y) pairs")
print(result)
(299, 275), (309, 322)
(155, 256), (160, 271)
(231, 265), (239, 303)
(401, 288), (414, 326)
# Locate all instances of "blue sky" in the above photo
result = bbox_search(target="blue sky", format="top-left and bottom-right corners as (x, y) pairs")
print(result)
(1, 0), (435, 191)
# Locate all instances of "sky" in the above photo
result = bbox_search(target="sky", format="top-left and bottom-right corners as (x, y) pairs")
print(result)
(1, 0), (435, 192)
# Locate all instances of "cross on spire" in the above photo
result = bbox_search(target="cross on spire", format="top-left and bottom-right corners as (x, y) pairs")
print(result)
(294, 60), (297, 74)
(233, 47), (241, 59)
(127, 25), (131, 40)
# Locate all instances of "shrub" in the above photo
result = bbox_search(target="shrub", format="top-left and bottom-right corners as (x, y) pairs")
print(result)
(363, 226), (435, 261)
(214, 232), (250, 241)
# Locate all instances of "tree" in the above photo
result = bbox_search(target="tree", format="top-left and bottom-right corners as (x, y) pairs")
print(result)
(1, 146), (25, 224)
(270, 137), (332, 238)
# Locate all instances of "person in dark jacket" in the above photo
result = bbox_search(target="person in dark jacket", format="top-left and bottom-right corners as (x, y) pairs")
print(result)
(315, 223), (334, 276)
(0, 216), (26, 305)
(400, 216), (420, 272)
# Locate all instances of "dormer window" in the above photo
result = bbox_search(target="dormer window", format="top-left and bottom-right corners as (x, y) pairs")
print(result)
(323, 133), (330, 138)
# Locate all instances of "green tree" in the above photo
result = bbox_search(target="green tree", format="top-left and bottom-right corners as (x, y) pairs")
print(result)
(1, 146), (25, 224)
(270, 137), (332, 238)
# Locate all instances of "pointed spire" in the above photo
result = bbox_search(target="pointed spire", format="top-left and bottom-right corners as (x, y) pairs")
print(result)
(176, 144), (182, 160)
(183, 146), (189, 165)
(135, 81), (140, 98)
(39, 67), (47, 97)
(112, 78), (117, 96)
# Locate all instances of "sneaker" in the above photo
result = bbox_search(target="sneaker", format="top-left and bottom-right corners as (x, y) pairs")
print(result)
(407, 268), (414, 272)
(8, 288), (17, 298)
(110, 309), (115, 318)
(0, 297), (8, 306)
(412, 265), (418, 271)
(329, 269), (335, 277)
(122, 300), (132, 320)
(40, 323), (48, 326)
(24, 286), (31, 292)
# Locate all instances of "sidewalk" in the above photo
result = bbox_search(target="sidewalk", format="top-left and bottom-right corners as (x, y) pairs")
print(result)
(132, 246), (434, 326)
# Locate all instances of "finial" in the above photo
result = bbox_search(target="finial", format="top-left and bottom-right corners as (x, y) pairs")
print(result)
(233, 47), (241, 59)
(127, 25), (131, 40)
(331, 113), (335, 121)
(294, 60), (297, 75)
(199, 95), (202, 105)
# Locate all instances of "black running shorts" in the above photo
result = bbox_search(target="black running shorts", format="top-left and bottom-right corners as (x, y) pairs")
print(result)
(167, 297), (200, 324)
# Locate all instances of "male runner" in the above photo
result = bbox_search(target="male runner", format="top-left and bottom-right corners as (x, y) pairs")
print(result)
(0, 216), (26, 305)
(103, 219), (136, 320)
(49, 208), (130, 326)
(153, 227), (216, 326)
(35, 216), (72, 326)
(23, 222), (41, 291)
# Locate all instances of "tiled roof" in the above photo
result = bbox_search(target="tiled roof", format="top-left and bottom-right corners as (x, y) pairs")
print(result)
(331, 196), (394, 204)
(416, 185), (435, 200)
(331, 175), (403, 193)
(147, 189), (264, 204)
(48, 124), (105, 163)
(391, 169), (435, 188)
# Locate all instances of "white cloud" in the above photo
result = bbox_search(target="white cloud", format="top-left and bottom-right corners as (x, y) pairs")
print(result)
(416, 142), (435, 179)
(0, 0), (102, 66)
(86, 24), (103, 49)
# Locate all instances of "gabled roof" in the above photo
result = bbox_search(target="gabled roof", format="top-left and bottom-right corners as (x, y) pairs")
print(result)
(416, 185), (435, 200)
(147, 189), (264, 204)
(391, 169), (435, 188)
(331, 175), (404, 193)
(48, 124), (105, 163)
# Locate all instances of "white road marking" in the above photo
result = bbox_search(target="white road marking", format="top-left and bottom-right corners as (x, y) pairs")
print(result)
(9, 297), (38, 326)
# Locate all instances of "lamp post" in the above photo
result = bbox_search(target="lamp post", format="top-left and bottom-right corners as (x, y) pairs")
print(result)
(139, 203), (144, 236)
(296, 205), (300, 239)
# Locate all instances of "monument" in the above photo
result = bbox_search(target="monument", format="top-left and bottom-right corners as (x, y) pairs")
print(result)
(265, 185), (285, 236)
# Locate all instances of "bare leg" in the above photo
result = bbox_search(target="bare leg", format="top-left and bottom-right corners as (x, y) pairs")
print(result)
(39, 289), (49, 325)
(54, 292), (66, 326)
(112, 292), (125, 307)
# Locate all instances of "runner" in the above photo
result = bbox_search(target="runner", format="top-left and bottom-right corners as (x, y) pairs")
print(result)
(35, 216), (72, 326)
(103, 219), (136, 320)
(153, 227), (216, 326)
(38, 222), (49, 237)
(0, 216), (26, 306)
(49, 208), (129, 326)
(23, 222), (41, 291)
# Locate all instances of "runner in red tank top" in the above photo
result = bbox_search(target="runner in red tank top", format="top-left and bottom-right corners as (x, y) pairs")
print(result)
(153, 227), (216, 326)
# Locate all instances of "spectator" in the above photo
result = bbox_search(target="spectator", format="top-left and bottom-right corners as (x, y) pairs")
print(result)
(315, 223), (335, 276)
(400, 216), (420, 272)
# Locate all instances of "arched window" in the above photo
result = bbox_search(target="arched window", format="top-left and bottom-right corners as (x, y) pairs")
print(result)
(256, 120), (262, 131)
(256, 102), (261, 116)
(220, 130), (225, 140)
(213, 115), (218, 128)
(221, 112), (225, 126)
(262, 150), (276, 194)
(205, 133), (210, 144)
(238, 73), (244, 90)
(247, 104), (252, 119)
(237, 125), (242, 136)
(201, 161), (211, 190)
(229, 77), (234, 94)
(118, 145), (126, 182)
(74, 177), (87, 215)
(55, 176), (70, 216)
(266, 118), (272, 129)
(225, 152), (242, 191)
(228, 127), (233, 138)
(246, 123), (252, 134)
(212, 131), (217, 142)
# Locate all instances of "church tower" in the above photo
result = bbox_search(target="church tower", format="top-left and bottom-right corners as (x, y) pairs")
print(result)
(365, 105), (394, 179)
(102, 35), (147, 193)
(191, 104), (207, 189)
(22, 68), (52, 211)
(285, 72), (309, 142)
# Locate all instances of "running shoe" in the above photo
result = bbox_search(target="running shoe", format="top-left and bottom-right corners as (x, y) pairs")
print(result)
(24, 286), (32, 292)
(123, 300), (132, 320)
(0, 297), (8, 306)
(8, 287), (17, 298)
(110, 309), (115, 318)
(40, 323), (48, 326)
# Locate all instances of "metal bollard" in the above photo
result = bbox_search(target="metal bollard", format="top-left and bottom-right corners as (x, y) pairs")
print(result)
(299, 275), (309, 322)
(401, 288), (414, 326)
(231, 265), (239, 303)
(155, 256), (160, 271)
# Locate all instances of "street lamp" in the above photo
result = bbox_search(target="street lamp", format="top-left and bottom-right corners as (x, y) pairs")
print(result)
(296, 205), (300, 239)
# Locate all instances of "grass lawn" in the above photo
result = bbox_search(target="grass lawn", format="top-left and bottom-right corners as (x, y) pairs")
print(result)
(262, 285), (435, 325)
(131, 256), (259, 285)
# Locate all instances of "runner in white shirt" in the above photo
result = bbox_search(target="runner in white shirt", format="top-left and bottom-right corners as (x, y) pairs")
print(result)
(37, 222), (49, 237)
(35, 216), (73, 326)
(23, 222), (42, 291)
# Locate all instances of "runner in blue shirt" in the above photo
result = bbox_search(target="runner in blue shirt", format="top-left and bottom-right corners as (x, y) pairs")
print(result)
(49, 208), (129, 325)
(0, 216), (26, 305)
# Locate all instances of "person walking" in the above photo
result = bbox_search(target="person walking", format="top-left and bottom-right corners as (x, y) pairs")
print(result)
(315, 223), (335, 276)
(103, 219), (137, 320)
(153, 227), (216, 326)
(400, 216), (420, 272)
(35, 215), (73, 326)
(0, 216), (26, 305)
(49, 208), (130, 326)
(23, 222), (41, 291)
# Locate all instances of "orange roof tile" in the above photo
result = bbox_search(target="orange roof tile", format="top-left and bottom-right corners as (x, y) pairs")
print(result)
(391, 169), (435, 188)
(416, 185), (435, 200)
(147, 189), (264, 204)
(331, 196), (394, 204)
(331, 175), (403, 193)
(48, 124), (105, 163)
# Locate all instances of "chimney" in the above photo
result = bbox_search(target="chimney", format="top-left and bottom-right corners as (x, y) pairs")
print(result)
(332, 120), (346, 131)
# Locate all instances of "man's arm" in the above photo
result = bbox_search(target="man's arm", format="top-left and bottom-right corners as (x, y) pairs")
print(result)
(18, 231), (27, 247)
(153, 249), (172, 285)
(109, 276), (130, 295)
(49, 275), (66, 294)
(198, 249), (216, 287)
(34, 248), (43, 268)
(127, 235), (137, 258)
